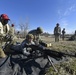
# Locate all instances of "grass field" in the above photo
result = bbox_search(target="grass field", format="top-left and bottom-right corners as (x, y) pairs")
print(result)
(42, 36), (76, 51)
(40, 36), (76, 75)
(2, 36), (76, 75)
(18, 36), (76, 75)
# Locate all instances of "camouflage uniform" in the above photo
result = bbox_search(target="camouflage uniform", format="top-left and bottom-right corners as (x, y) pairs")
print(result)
(54, 23), (61, 42)
(28, 27), (43, 45)
(8, 24), (17, 45)
(21, 34), (35, 46)
(11, 34), (35, 55)
(0, 14), (10, 58)
(74, 30), (76, 40)
(75, 30), (76, 35)
(62, 28), (66, 41)
(17, 31), (20, 39)
(9, 25), (15, 37)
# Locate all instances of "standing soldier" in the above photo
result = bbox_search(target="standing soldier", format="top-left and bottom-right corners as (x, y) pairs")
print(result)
(17, 31), (20, 39)
(11, 24), (15, 36)
(8, 24), (17, 44)
(0, 14), (10, 58)
(54, 23), (61, 42)
(9, 24), (15, 38)
(62, 28), (66, 41)
(28, 27), (43, 44)
(75, 30), (76, 36)
(74, 30), (76, 40)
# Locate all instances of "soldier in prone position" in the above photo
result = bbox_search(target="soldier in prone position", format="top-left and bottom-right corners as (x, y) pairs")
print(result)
(10, 34), (35, 55)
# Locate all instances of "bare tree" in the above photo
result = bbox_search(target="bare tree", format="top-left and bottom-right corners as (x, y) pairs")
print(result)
(23, 22), (29, 37)
(19, 17), (29, 38)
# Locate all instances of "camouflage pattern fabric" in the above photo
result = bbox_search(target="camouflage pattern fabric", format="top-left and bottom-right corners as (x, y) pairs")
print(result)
(54, 26), (61, 35)
(0, 22), (17, 58)
(28, 29), (37, 35)
(0, 48), (6, 58)
(62, 29), (66, 41)
(55, 35), (60, 42)
(8, 26), (15, 37)
(0, 22), (10, 58)
(54, 26), (61, 42)
(37, 27), (43, 34)
(28, 30), (42, 44)
(10, 37), (35, 55)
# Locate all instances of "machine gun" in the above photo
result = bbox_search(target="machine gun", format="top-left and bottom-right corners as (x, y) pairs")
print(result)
(23, 44), (76, 59)
(19, 44), (76, 72)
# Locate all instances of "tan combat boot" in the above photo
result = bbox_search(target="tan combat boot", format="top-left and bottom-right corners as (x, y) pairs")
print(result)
(0, 48), (6, 58)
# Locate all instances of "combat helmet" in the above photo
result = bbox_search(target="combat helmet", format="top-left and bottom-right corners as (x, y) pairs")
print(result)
(37, 27), (43, 34)
(26, 34), (34, 39)
(56, 23), (59, 26)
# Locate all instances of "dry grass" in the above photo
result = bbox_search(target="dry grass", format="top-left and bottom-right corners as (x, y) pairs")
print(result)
(2, 36), (76, 75)
(42, 36), (76, 52)
(41, 36), (76, 75)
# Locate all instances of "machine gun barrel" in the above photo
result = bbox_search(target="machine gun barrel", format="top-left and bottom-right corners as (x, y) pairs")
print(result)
(25, 44), (76, 59)
(43, 49), (76, 59)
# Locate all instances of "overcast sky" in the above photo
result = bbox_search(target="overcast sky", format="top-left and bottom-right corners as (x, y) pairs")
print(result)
(0, 0), (76, 34)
